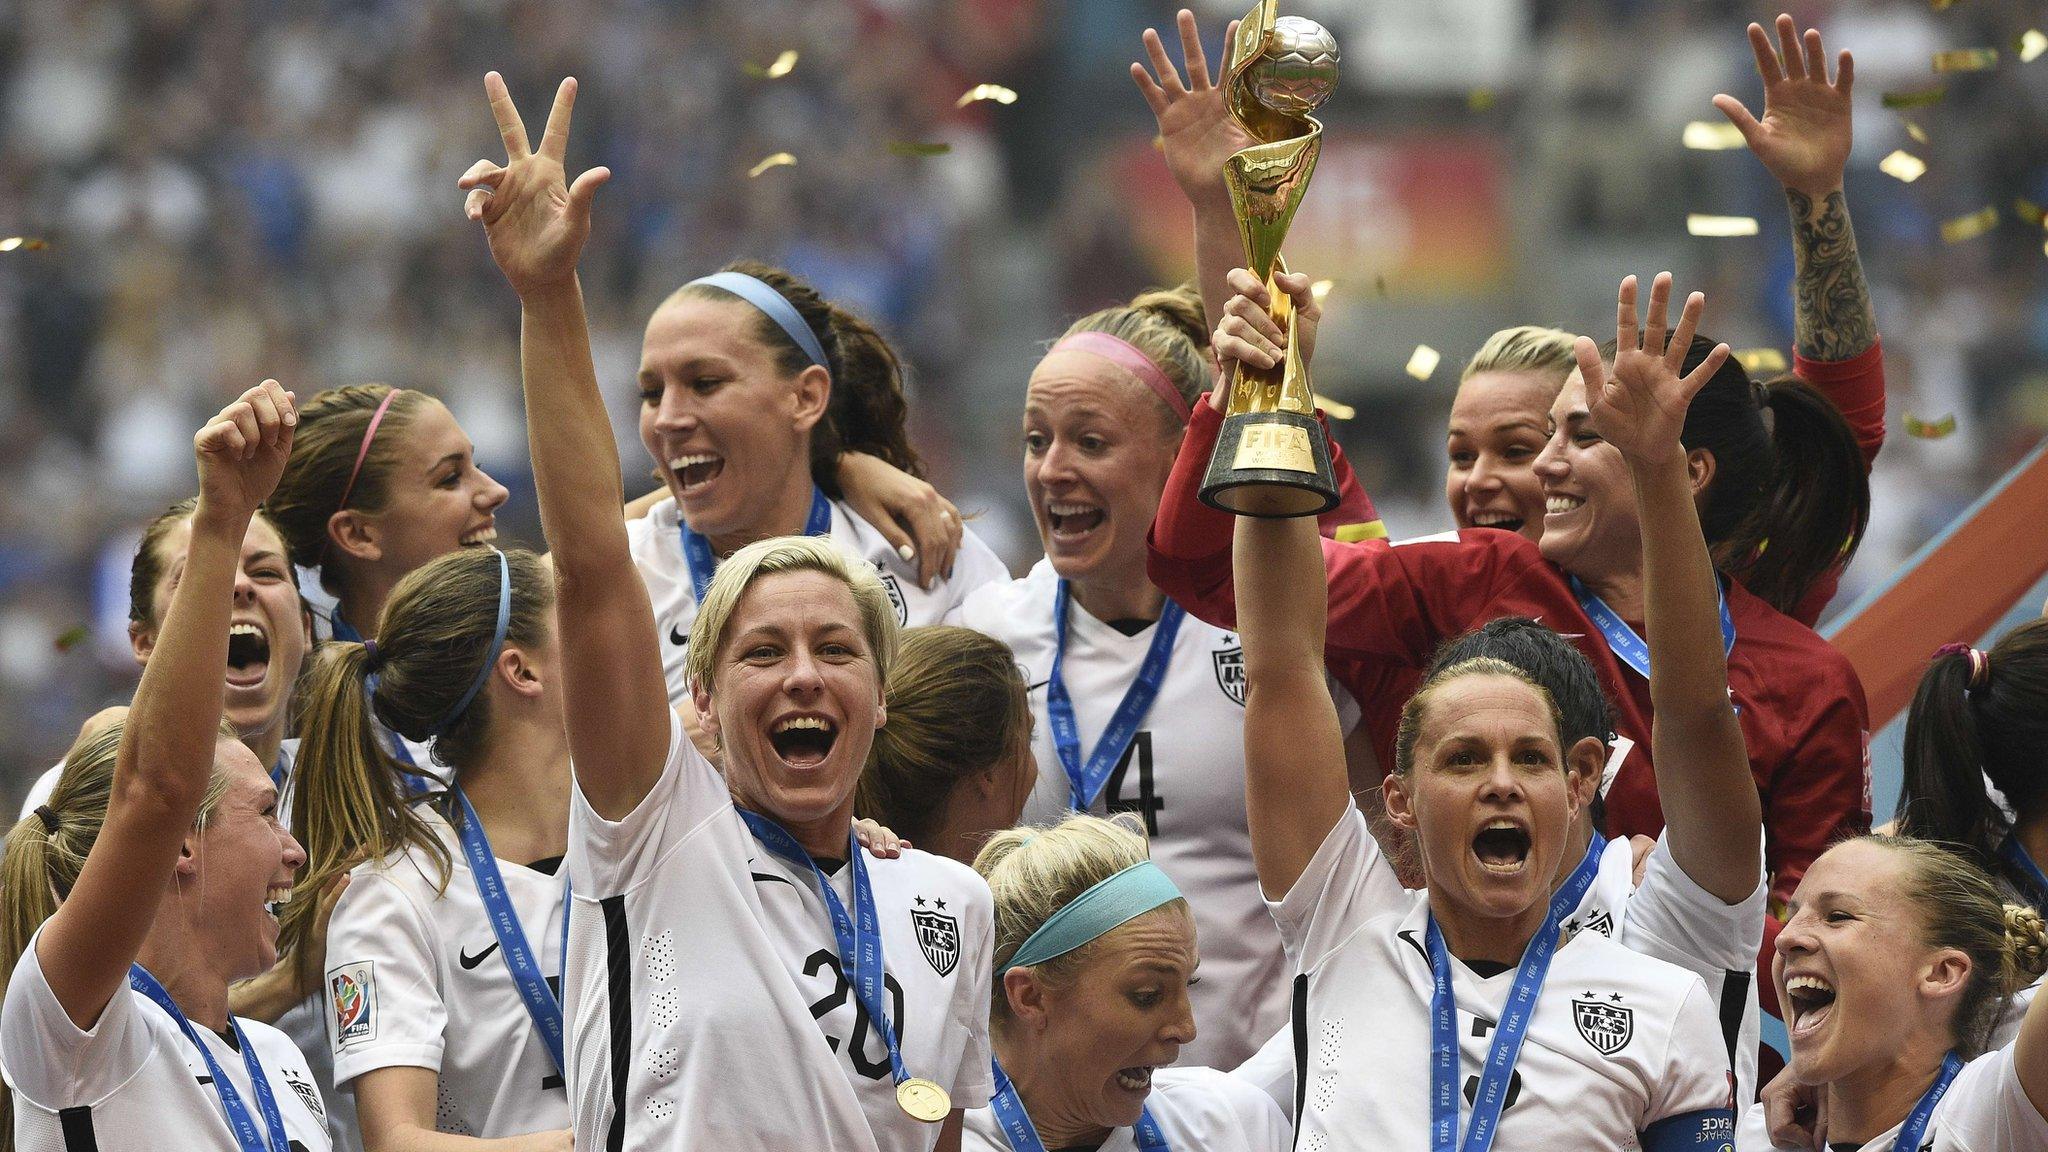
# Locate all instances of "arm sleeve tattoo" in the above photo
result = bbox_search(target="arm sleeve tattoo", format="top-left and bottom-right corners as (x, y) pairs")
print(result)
(1787, 188), (1878, 361)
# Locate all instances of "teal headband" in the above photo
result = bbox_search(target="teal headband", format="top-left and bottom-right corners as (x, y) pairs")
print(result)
(999, 860), (1183, 975)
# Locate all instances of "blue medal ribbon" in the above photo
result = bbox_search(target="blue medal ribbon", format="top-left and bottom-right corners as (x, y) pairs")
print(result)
(128, 965), (290, 1152)
(451, 788), (570, 1078)
(682, 487), (833, 601)
(738, 810), (920, 1091)
(1427, 833), (1606, 1152)
(991, 1058), (1169, 1152)
(268, 752), (287, 793)
(1047, 580), (1185, 812)
(1896, 1052), (1965, 1152)
(2000, 836), (2048, 911)
(1568, 575), (1735, 682)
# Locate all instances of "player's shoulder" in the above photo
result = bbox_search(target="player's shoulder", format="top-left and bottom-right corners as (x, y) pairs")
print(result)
(626, 495), (681, 557)
(348, 814), (461, 895)
(1557, 923), (1710, 1004)
(1150, 1065), (1289, 1133)
(956, 559), (1054, 636)
(1725, 580), (1852, 669)
(870, 848), (991, 910)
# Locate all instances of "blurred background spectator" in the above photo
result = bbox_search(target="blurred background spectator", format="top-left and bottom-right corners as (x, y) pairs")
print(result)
(2, 0), (2045, 808)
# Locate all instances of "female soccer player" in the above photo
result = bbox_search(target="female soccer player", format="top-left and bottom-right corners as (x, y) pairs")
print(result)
(465, 72), (992, 1150)
(856, 625), (1038, 866)
(1230, 281), (1745, 1149)
(1739, 838), (2048, 1150)
(952, 284), (1365, 1069)
(0, 381), (331, 1150)
(1896, 620), (2048, 909)
(964, 813), (1289, 1151)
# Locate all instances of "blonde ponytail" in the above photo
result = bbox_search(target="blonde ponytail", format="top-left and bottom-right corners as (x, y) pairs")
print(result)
(2002, 903), (2048, 992)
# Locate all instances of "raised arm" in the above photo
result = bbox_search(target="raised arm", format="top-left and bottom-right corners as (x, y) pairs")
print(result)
(1714, 15), (1874, 363)
(1581, 275), (1760, 904)
(463, 73), (665, 820)
(40, 381), (296, 1028)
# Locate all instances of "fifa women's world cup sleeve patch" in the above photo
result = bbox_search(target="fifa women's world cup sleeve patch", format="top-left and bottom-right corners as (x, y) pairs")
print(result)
(328, 961), (378, 1050)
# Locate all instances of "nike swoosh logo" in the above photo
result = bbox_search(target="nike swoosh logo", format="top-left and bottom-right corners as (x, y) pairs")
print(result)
(752, 872), (796, 887)
(669, 623), (689, 647)
(458, 942), (500, 970)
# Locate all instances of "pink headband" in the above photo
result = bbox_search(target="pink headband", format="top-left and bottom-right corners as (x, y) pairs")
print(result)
(338, 389), (402, 511)
(1053, 332), (1192, 424)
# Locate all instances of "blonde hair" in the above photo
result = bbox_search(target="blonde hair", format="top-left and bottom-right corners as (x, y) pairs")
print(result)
(857, 626), (1031, 846)
(1055, 284), (1211, 427)
(1393, 656), (1565, 776)
(684, 535), (900, 694)
(1870, 835), (2048, 1055)
(1461, 325), (1578, 386)
(0, 719), (236, 1152)
(973, 813), (1187, 1026)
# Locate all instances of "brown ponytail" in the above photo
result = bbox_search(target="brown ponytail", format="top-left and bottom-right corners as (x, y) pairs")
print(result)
(679, 262), (923, 498)
(1055, 283), (1212, 428)
(857, 626), (1031, 846)
(266, 384), (429, 581)
(284, 547), (553, 990)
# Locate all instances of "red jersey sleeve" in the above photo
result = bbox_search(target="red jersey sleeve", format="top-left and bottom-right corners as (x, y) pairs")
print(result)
(1150, 399), (1252, 621)
(1792, 338), (1885, 471)
(1759, 660), (1872, 912)
(1316, 412), (1384, 542)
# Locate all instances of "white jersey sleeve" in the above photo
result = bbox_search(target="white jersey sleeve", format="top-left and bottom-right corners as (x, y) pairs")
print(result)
(2, 926), (156, 1112)
(1268, 800), (1408, 974)
(1994, 977), (2043, 1052)
(1624, 834), (1765, 1108)
(1640, 977), (1741, 1151)
(18, 763), (61, 820)
(324, 866), (447, 1081)
(567, 709), (725, 899)
(961, 1067), (1288, 1152)
(1229, 1024), (1297, 1122)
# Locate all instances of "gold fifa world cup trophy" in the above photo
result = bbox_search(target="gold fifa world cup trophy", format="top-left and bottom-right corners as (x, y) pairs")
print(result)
(1199, 0), (1342, 517)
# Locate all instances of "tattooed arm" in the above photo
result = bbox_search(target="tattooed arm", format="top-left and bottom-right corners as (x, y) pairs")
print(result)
(1714, 16), (1876, 359)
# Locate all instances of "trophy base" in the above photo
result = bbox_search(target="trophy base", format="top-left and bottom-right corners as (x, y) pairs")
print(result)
(1199, 410), (1339, 519)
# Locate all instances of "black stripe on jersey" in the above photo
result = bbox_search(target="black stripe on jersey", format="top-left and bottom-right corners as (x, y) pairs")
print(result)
(1291, 973), (1308, 1148)
(603, 895), (631, 1152)
(1718, 969), (1749, 1075)
(58, 1106), (97, 1151)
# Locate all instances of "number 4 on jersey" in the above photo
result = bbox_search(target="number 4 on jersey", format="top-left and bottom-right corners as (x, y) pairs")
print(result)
(1105, 731), (1165, 837)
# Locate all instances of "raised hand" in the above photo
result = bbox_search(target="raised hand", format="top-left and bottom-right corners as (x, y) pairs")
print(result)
(1712, 14), (1853, 198)
(1579, 273), (1729, 468)
(1210, 266), (1321, 408)
(1132, 10), (1252, 208)
(194, 379), (296, 522)
(460, 72), (611, 298)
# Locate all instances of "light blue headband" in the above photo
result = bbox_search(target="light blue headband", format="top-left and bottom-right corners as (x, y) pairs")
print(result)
(1000, 860), (1183, 974)
(427, 547), (511, 738)
(687, 271), (829, 370)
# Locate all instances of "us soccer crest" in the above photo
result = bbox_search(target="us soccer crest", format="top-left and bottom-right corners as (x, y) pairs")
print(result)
(877, 569), (909, 624)
(912, 905), (960, 977)
(328, 961), (377, 1048)
(286, 1072), (327, 1122)
(1212, 644), (1246, 706)
(1573, 994), (1634, 1055)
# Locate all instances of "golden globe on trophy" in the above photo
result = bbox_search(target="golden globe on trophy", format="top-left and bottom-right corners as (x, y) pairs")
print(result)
(1199, 0), (1342, 518)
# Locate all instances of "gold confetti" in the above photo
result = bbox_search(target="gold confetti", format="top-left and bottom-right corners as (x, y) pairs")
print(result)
(1883, 86), (1947, 109)
(1687, 214), (1759, 237)
(1318, 396), (1356, 420)
(742, 49), (799, 79)
(747, 152), (796, 178)
(1905, 412), (1958, 439)
(956, 83), (1018, 108)
(1406, 345), (1441, 381)
(53, 625), (89, 653)
(0, 237), (48, 252)
(1933, 48), (1998, 73)
(2016, 199), (2044, 227)
(1682, 121), (1747, 150)
(887, 141), (952, 157)
(1309, 278), (1335, 303)
(1735, 348), (1789, 375)
(1905, 120), (1930, 144)
(2022, 30), (2048, 63)
(1879, 150), (1928, 183)
(1151, 134), (1165, 152)
(1940, 205), (1999, 244)
(1931, 0), (1959, 9)
(1467, 88), (1496, 112)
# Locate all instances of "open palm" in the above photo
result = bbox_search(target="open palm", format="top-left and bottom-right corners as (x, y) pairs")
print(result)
(460, 72), (611, 298)
(1583, 274), (1728, 467)
(1712, 15), (1853, 198)
(1133, 11), (1253, 205)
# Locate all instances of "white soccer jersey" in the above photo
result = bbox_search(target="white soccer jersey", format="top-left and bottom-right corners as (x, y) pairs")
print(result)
(561, 715), (994, 1151)
(2, 924), (333, 1151)
(321, 807), (570, 1140)
(954, 559), (1360, 1071)
(628, 494), (1011, 705)
(961, 1066), (1290, 1152)
(1738, 1044), (2048, 1150)
(1274, 803), (1736, 1152)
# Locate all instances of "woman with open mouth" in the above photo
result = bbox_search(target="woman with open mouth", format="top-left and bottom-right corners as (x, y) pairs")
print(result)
(1740, 837), (2048, 1150)
(960, 812), (1288, 1151)
(951, 280), (1371, 1071)
(0, 381), (329, 1150)
(468, 73), (993, 1150)
(1226, 279), (1748, 1149)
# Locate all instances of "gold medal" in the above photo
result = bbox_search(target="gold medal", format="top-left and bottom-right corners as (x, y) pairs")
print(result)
(896, 1077), (951, 1123)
